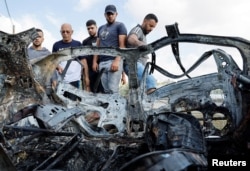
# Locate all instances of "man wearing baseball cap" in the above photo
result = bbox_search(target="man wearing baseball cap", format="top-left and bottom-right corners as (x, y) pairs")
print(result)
(92, 4), (127, 94)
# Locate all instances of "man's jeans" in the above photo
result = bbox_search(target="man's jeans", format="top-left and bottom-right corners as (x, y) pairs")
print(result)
(99, 60), (123, 94)
(124, 62), (156, 90)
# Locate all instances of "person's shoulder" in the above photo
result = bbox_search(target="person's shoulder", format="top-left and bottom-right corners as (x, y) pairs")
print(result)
(42, 47), (51, 53)
(115, 21), (124, 24)
(52, 40), (64, 52)
(130, 24), (142, 34)
(82, 37), (88, 43)
(27, 46), (34, 55)
(27, 46), (34, 50)
(114, 21), (127, 34)
(130, 24), (140, 30)
(82, 36), (92, 45)
(72, 39), (81, 43)
(114, 21), (127, 30)
(114, 21), (125, 26)
(72, 39), (82, 45)
(99, 24), (106, 30)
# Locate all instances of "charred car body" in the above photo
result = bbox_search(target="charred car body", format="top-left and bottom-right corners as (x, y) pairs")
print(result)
(0, 23), (250, 170)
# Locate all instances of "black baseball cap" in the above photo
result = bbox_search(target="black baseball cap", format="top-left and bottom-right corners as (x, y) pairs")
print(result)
(105, 5), (117, 14)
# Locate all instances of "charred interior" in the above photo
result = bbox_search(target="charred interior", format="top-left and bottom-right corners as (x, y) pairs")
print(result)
(1, 23), (250, 171)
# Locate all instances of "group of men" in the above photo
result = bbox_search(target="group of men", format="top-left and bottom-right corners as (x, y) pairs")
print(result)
(28, 4), (158, 96)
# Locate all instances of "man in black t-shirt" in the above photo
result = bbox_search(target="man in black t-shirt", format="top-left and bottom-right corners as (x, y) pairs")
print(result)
(82, 19), (104, 93)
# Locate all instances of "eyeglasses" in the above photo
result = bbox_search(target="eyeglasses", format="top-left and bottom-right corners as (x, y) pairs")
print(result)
(61, 30), (71, 34)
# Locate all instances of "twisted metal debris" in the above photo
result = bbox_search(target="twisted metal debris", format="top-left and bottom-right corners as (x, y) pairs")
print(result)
(0, 23), (250, 171)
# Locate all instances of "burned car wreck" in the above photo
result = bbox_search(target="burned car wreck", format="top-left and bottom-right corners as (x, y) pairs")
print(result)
(0, 23), (250, 171)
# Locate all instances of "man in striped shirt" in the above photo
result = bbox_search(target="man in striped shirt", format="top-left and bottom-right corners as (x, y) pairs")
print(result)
(125, 13), (158, 94)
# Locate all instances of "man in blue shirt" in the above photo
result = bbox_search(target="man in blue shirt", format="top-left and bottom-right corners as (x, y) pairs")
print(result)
(52, 23), (89, 100)
(92, 5), (127, 94)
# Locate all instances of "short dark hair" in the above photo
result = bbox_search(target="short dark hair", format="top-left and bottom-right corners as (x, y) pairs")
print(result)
(35, 28), (43, 33)
(86, 19), (96, 27)
(144, 13), (158, 23)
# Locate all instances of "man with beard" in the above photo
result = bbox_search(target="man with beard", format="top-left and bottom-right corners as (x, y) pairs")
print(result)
(27, 28), (51, 59)
(125, 13), (158, 94)
(92, 4), (127, 94)
(25, 28), (51, 127)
